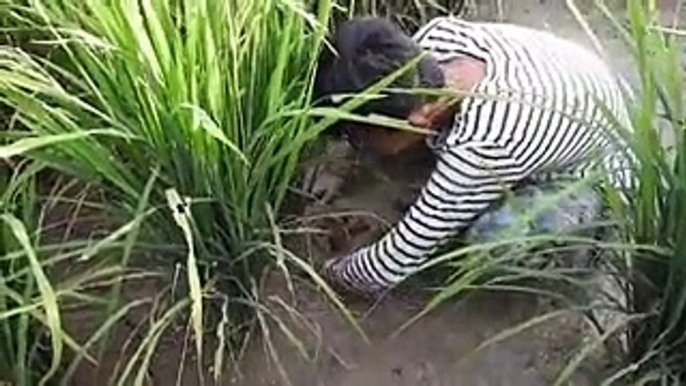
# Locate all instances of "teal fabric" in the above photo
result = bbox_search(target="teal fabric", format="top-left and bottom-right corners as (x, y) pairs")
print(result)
(466, 182), (603, 243)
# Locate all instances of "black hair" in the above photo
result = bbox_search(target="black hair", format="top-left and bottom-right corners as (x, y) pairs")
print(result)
(314, 17), (445, 127)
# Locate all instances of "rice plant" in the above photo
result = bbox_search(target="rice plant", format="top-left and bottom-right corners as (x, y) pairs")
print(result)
(9, 0), (684, 383)
(410, 0), (686, 383)
(0, 157), (161, 385)
(533, 0), (686, 382)
(597, 0), (686, 382)
(0, 155), (44, 385)
(1, 0), (369, 381)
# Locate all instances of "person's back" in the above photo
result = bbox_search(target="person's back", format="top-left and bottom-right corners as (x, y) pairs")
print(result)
(413, 17), (631, 183)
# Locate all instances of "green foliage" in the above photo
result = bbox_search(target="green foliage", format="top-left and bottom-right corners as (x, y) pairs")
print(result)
(4, 0), (683, 383)
(0, 163), (154, 385)
(0, 0), (369, 382)
(0, 160), (43, 385)
(403, 0), (686, 383)
(0, 0), (341, 346)
(601, 0), (686, 382)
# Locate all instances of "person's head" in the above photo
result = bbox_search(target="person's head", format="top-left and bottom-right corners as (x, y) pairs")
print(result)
(314, 17), (447, 156)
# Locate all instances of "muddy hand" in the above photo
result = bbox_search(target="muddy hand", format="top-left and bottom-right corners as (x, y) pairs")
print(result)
(323, 255), (383, 300)
(301, 164), (345, 203)
(300, 140), (355, 203)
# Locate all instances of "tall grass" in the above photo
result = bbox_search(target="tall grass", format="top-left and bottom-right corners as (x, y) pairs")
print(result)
(0, 159), (160, 385)
(3, 0), (335, 253)
(7, 0), (683, 383)
(0, 156), (43, 385)
(2, 0), (342, 352)
(1, 0), (380, 382)
(412, 0), (686, 383)
(600, 0), (686, 382)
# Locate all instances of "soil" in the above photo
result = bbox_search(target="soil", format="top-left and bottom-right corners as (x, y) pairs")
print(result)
(67, 1), (684, 385)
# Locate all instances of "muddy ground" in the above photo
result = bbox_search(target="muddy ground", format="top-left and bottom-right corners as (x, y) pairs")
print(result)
(69, 1), (682, 385)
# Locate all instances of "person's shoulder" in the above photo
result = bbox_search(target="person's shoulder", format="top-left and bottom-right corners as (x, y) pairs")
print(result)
(412, 16), (478, 41)
(412, 16), (448, 37)
(422, 16), (478, 30)
(416, 17), (531, 39)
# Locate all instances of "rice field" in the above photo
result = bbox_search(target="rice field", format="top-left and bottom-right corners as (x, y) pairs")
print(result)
(1, 0), (685, 384)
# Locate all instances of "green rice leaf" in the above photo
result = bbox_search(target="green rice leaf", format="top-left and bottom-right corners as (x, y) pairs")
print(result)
(0, 129), (134, 160)
(1, 214), (62, 386)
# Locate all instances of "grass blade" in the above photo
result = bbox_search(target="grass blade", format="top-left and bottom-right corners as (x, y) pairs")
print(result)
(0, 129), (134, 160)
(1, 214), (62, 386)
(165, 189), (204, 373)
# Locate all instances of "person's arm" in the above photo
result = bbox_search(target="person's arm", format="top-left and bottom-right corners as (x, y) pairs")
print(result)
(326, 141), (529, 294)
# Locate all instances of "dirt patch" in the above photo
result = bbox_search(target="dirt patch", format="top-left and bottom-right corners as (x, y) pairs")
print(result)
(231, 159), (606, 386)
(232, 276), (605, 386)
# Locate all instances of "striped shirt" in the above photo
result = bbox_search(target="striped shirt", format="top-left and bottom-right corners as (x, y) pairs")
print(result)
(335, 17), (632, 291)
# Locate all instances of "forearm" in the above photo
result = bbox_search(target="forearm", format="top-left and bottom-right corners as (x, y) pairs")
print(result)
(331, 145), (524, 291)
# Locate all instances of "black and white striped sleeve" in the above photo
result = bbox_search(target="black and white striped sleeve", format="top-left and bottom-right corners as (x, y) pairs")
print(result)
(333, 141), (530, 291)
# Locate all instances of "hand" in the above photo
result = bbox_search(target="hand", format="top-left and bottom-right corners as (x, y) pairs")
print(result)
(322, 251), (385, 300)
(301, 164), (345, 203)
(300, 140), (354, 203)
(304, 205), (388, 256)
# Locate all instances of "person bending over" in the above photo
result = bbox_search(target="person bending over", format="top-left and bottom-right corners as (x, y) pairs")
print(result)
(313, 16), (630, 298)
